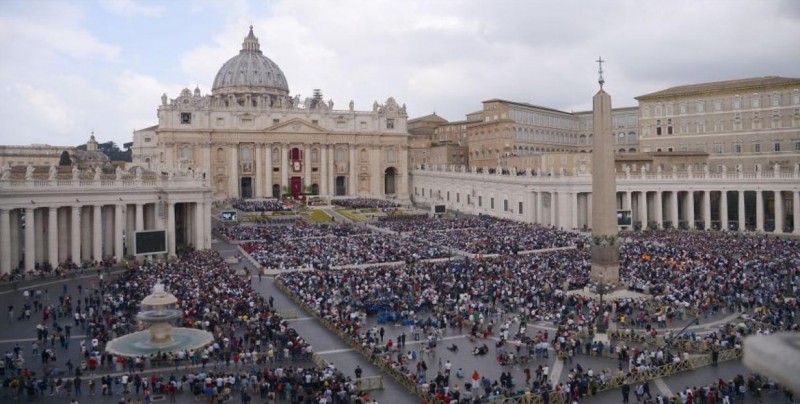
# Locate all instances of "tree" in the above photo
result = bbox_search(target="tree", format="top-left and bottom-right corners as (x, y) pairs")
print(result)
(59, 151), (72, 166)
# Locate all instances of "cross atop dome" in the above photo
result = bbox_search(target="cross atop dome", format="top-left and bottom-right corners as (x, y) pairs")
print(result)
(596, 56), (605, 89)
(241, 25), (261, 54)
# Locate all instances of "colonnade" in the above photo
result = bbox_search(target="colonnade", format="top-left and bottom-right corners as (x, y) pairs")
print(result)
(0, 200), (211, 274)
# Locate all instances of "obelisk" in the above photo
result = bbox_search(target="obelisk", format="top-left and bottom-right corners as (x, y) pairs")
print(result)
(590, 57), (620, 285)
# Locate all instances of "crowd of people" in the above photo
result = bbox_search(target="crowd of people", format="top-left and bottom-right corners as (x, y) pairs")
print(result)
(218, 221), (371, 241)
(333, 198), (400, 210)
(0, 251), (378, 403)
(231, 198), (292, 212)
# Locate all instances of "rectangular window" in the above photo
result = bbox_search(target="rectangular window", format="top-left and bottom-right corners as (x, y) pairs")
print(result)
(490, 198), (495, 209)
(751, 96), (760, 108)
(696, 102), (705, 113)
(360, 121), (367, 129)
(518, 202), (523, 215)
(733, 99), (741, 109)
(415, 187), (418, 196)
(753, 143), (761, 153)
(714, 144), (723, 154)
(467, 195), (471, 205)
(386, 119), (395, 129)
(733, 144), (742, 154)
(180, 112), (192, 124)
(216, 117), (224, 126)
(456, 193), (460, 203)
(144, 137), (151, 143)
(795, 141), (800, 151)
(478, 196), (482, 207)
(503, 200), (508, 212)
(273, 119), (280, 125)
(447, 191), (450, 201)
(774, 142), (781, 152)
(312, 120), (319, 125)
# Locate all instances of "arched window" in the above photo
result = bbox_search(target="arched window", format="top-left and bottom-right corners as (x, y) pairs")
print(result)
(311, 148), (319, 163)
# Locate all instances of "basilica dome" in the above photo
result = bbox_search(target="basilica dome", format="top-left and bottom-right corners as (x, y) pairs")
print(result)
(211, 27), (290, 98)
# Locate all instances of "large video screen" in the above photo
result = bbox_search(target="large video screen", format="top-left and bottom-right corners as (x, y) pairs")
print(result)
(617, 210), (632, 226)
(134, 230), (167, 255)
(433, 205), (446, 214)
(221, 211), (237, 221)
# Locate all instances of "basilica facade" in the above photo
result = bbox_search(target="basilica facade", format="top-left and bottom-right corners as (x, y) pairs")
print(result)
(133, 27), (410, 201)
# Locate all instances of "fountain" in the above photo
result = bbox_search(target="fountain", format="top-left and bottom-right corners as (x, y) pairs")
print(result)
(105, 283), (214, 357)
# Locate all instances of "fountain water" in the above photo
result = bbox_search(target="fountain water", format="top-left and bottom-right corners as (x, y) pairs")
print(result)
(105, 282), (214, 357)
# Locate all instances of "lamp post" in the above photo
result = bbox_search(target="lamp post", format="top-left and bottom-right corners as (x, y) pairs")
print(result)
(596, 274), (607, 334)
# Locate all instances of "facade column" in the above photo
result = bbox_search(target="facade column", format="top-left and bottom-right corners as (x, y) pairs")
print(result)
(550, 192), (558, 227)
(281, 144), (289, 193)
(571, 192), (579, 229)
(135, 203), (144, 231)
(624, 191), (632, 211)
(793, 191), (800, 235)
(304, 145), (312, 189)
(48, 207), (58, 266)
(195, 202), (205, 250)
(371, 146), (382, 196)
(229, 145), (239, 197)
(655, 191), (663, 228)
(71, 206), (81, 263)
(202, 142), (211, 176)
(685, 191), (695, 229)
(349, 146), (358, 195)
(166, 202), (176, 258)
(93, 205), (102, 261)
(720, 191), (729, 231)
(24, 207), (35, 271)
(9, 211), (19, 270)
(670, 191), (679, 229)
(328, 146), (335, 195)
(0, 209), (10, 274)
(703, 191), (711, 230)
(738, 191), (746, 232)
(756, 190), (764, 232)
(320, 145), (329, 196)
(114, 204), (124, 259)
(536, 192), (543, 225)
(264, 143), (273, 197)
(774, 191), (784, 234)
(204, 200), (212, 249)
(34, 209), (45, 265)
(255, 143), (263, 198)
(639, 191), (648, 228)
(587, 193), (593, 229)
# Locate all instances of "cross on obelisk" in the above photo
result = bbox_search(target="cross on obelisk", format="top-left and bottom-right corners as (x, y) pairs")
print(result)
(596, 56), (605, 89)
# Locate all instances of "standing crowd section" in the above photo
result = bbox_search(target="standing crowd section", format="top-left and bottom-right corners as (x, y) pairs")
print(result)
(1, 250), (377, 403)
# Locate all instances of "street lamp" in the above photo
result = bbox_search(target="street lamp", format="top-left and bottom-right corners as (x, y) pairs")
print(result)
(596, 274), (607, 333)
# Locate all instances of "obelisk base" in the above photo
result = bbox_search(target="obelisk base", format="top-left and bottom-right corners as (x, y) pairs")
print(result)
(590, 244), (620, 284)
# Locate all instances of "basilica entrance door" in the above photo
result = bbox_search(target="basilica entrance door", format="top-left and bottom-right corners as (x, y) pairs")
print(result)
(272, 184), (281, 198)
(240, 177), (253, 199)
(335, 176), (346, 196)
(290, 177), (302, 198)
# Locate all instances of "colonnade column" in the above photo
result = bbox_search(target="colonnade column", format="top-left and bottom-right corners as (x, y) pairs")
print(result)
(255, 143), (263, 198)
(204, 201), (212, 249)
(71, 207), (81, 263)
(624, 191), (632, 211)
(320, 145), (329, 196)
(669, 191), (679, 228)
(720, 191), (728, 231)
(774, 191), (784, 234)
(738, 191), (746, 232)
(639, 192), (648, 228)
(48, 207), (58, 266)
(281, 144), (289, 193)
(793, 191), (800, 235)
(702, 191), (711, 230)
(166, 202), (176, 258)
(686, 191), (695, 229)
(114, 204), (124, 259)
(264, 143), (273, 197)
(587, 193), (593, 229)
(0, 209), (10, 274)
(93, 205), (102, 261)
(135, 203), (144, 231)
(371, 146), (381, 196)
(24, 208), (35, 271)
(654, 191), (663, 228)
(571, 192), (579, 230)
(550, 192), (557, 227)
(756, 190), (764, 232)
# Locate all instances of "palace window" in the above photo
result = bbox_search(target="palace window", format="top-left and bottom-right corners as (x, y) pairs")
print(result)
(478, 196), (482, 207)
(733, 97), (741, 110)
(386, 119), (395, 129)
(490, 198), (495, 209)
(733, 144), (742, 154)
(679, 103), (687, 114)
(656, 120), (662, 136)
(144, 137), (151, 143)
(667, 119), (673, 135)
(504, 199), (509, 212)
(750, 94), (760, 108)
(771, 94), (781, 107)
(794, 141), (800, 151)
(273, 119), (280, 125)
(774, 142), (782, 152)
(180, 112), (192, 124)
(714, 100), (722, 111)
(518, 202), (523, 215)
(696, 101), (705, 113)
(753, 143), (761, 153)
(714, 144), (723, 154)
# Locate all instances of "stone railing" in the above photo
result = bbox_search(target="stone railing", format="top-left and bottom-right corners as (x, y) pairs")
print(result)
(0, 176), (209, 190)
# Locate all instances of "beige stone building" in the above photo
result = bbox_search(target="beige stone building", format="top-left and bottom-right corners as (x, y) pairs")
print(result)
(0, 134), (111, 169)
(636, 76), (800, 173)
(132, 27), (410, 201)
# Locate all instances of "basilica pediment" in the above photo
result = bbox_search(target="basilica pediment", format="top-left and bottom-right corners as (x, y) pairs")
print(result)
(265, 118), (325, 134)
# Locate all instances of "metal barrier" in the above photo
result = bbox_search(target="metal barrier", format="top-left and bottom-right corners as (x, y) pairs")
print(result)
(277, 309), (298, 319)
(356, 376), (384, 391)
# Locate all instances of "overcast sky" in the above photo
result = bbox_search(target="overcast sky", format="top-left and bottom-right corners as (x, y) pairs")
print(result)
(1, 0), (799, 147)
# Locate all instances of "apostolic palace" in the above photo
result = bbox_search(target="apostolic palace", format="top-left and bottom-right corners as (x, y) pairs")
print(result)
(0, 26), (799, 275)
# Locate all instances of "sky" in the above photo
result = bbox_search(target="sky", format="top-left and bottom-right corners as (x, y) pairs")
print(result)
(0, 0), (799, 147)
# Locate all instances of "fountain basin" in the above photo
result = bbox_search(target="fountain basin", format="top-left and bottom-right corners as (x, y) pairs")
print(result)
(105, 327), (214, 357)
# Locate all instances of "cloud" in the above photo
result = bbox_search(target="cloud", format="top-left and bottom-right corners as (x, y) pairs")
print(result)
(100, 0), (164, 17)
